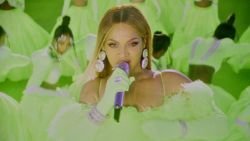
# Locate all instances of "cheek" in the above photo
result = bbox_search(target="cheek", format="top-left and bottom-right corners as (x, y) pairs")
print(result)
(129, 48), (143, 66)
(57, 44), (67, 53)
(106, 51), (117, 67)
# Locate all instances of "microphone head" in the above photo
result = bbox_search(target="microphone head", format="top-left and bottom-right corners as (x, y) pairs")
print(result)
(117, 62), (129, 74)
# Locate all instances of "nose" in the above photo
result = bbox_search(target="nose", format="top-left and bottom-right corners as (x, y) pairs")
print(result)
(119, 46), (129, 58)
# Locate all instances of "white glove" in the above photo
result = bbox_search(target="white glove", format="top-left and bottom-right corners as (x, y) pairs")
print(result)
(96, 67), (130, 115)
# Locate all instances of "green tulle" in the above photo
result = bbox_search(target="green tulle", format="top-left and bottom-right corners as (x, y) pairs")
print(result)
(0, 46), (31, 82)
(227, 43), (250, 73)
(26, 47), (82, 88)
(132, 1), (167, 35)
(0, 92), (27, 141)
(158, 0), (185, 34)
(224, 86), (250, 141)
(50, 5), (97, 71)
(0, 9), (49, 56)
(48, 81), (230, 141)
(172, 37), (236, 75)
(168, 0), (219, 66)
(209, 84), (236, 114)
(20, 88), (75, 141)
(239, 26), (250, 44)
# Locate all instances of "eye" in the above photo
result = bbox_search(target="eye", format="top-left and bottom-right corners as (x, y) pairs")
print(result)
(130, 41), (139, 47)
(107, 42), (118, 48)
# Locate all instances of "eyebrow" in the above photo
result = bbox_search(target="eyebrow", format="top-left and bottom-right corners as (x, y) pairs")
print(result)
(106, 37), (140, 43)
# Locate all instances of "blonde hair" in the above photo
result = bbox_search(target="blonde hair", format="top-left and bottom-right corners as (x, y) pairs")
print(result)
(84, 5), (152, 80)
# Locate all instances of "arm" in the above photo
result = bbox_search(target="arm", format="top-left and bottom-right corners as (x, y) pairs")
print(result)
(25, 51), (54, 90)
(79, 78), (100, 105)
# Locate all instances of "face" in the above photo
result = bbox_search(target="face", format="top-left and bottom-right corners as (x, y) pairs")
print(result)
(103, 23), (145, 74)
(55, 34), (72, 55)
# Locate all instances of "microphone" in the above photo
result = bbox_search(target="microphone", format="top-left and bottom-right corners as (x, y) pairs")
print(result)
(114, 61), (129, 122)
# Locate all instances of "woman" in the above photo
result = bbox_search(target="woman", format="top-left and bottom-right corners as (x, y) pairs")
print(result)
(151, 31), (170, 71)
(172, 14), (237, 114)
(0, 25), (31, 101)
(0, 26), (30, 83)
(52, 0), (98, 71)
(48, 5), (229, 141)
(20, 16), (79, 141)
(172, 13), (236, 78)
(26, 16), (81, 89)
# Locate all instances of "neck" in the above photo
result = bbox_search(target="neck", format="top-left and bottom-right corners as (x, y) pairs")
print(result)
(129, 69), (152, 81)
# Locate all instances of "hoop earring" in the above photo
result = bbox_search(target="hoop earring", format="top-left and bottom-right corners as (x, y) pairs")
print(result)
(95, 50), (106, 72)
(141, 48), (148, 69)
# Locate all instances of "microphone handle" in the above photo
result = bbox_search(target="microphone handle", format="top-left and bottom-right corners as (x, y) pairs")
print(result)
(114, 91), (124, 122)
(113, 61), (129, 122)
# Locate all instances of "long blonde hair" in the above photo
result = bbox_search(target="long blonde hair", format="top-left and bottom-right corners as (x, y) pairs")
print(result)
(84, 4), (152, 80)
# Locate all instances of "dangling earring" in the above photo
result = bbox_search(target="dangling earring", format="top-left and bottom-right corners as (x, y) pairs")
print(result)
(95, 50), (106, 72)
(141, 48), (148, 69)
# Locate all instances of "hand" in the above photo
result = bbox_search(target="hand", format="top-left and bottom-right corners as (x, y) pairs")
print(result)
(96, 67), (130, 115)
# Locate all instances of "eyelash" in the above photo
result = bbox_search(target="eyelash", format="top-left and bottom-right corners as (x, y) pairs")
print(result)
(107, 41), (140, 48)
(130, 42), (139, 47)
(108, 43), (117, 48)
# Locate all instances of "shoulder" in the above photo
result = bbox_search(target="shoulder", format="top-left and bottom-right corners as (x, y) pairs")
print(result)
(131, 69), (191, 92)
(79, 78), (100, 104)
(160, 69), (191, 81)
(158, 69), (192, 95)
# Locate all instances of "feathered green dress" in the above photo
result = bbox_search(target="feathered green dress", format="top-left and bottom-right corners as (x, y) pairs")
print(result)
(48, 81), (230, 141)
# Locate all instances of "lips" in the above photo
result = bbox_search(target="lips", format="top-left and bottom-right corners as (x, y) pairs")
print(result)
(115, 60), (131, 69)
(121, 60), (130, 66)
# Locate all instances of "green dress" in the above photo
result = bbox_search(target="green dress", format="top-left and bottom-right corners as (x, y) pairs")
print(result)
(0, 92), (27, 141)
(18, 44), (82, 141)
(0, 1), (49, 56)
(157, 0), (185, 34)
(95, 0), (130, 22)
(172, 37), (237, 114)
(239, 25), (250, 44)
(0, 46), (31, 83)
(26, 46), (82, 89)
(167, 0), (219, 67)
(20, 87), (75, 141)
(224, 86), (250, 141)
(172, 37), (236, 75)
(48, 81), (230, 141)
(131, 1), (167, 35)
(227, 43), (250, 73)
(51, 3), (98, 71)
